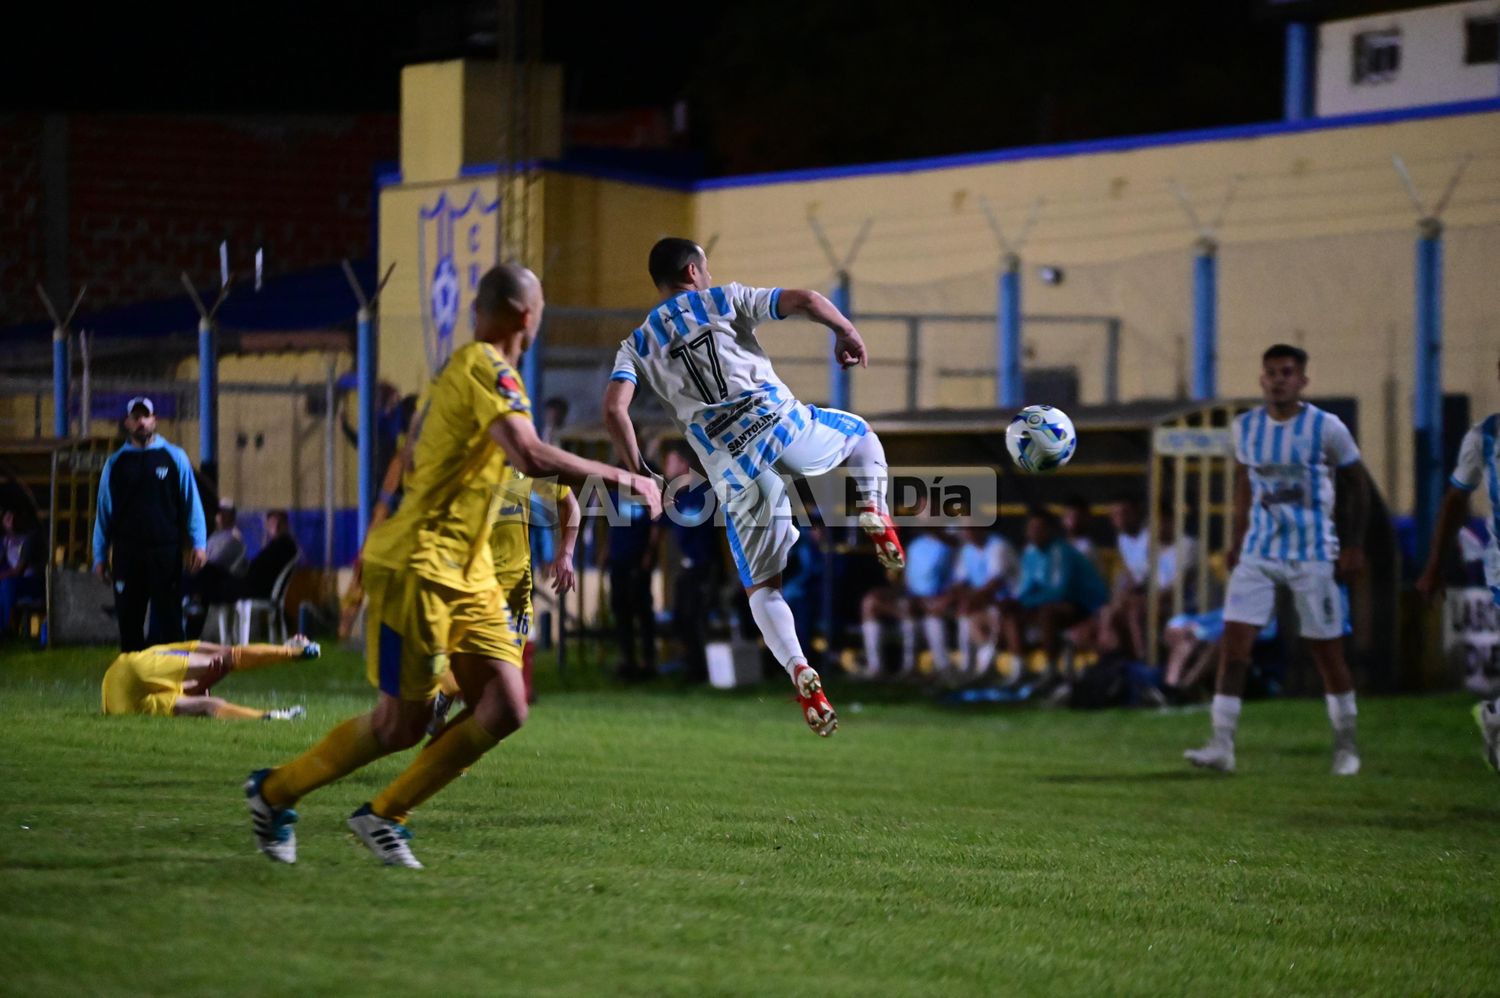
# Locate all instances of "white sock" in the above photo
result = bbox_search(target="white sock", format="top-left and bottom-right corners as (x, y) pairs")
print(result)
(748, 588), (805, 679)
(976, 642), (997, 676)
(861, 619), (882, 674)
(957, 617), (973, 671)
(844, 430), (889, 515)
(1325, 691), (1358, 740)
(1210, 694), (1242, 747)
(923, 616), (948, 671)
(899, 619), (916, 672)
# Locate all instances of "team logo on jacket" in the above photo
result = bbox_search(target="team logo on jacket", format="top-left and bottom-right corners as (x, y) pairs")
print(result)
(155, 466), (168, 480)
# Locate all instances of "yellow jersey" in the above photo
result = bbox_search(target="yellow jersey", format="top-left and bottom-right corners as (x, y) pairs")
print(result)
(362, 341), (532, 592)
(490, 471), (571, 588)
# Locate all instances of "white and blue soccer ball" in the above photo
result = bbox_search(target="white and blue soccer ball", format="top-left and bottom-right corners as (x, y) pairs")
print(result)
(1005, 404), (1077, 474)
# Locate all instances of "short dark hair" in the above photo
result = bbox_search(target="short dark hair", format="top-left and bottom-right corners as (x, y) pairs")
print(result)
(1063, 494), (1090, 513)
(266, 510), (290, 533)
(1262, 343), (1308, 369)
(648, 237), (703, 287)
(543, 396), (570, 419)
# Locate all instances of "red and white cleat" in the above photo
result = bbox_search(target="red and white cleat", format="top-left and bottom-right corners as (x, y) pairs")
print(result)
(856, 501), (905, 571)
(793, 663), (838, 737)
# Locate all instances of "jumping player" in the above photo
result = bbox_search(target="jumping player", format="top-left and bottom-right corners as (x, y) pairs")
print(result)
(244, 265), (660, 868)
(1416, 352), (1500, 772)
(101, 636), (317, 719)
(603, 238), (905, 737)
(1185, 344), (1370, 776)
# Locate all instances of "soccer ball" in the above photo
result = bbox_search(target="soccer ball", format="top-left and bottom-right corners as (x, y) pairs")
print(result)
(1005, 405), (1077, 474)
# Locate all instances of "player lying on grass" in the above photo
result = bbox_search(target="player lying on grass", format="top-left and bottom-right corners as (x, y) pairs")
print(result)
(1416, 351), (1500, 773)
(100, 636), (318, 720)
(603, 238), (906, 737)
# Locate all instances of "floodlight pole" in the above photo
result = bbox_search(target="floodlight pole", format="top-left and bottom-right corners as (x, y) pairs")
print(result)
(344, 260), (397, 542)
(981, 196), (1041, 409)
(1394, 154), (1469, 566)
(807, 214), (872, 412)
(36, 284), (85, 439)
(1169, 178), (1237, 402)
(182, 273), (232, 472)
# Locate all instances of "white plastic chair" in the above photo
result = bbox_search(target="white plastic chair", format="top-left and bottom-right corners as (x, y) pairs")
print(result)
(235, 558), (298, 644)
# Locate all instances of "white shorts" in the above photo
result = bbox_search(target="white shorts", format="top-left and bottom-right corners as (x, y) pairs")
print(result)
(715, 404), (868, 588)
(1223, 556), (1344, 640)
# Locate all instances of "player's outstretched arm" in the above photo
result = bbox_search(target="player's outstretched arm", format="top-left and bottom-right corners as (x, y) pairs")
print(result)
(775, 289), (867, 369)
(489, 413), (662, 519)
(603, 379), (648, 474)
(1416, 486), (1471, 601)
(549, 489), (581, 595)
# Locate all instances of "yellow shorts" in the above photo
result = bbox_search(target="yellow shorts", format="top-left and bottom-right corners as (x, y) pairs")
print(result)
(363, 565), (523, 702)
(100, 642), (200, 716)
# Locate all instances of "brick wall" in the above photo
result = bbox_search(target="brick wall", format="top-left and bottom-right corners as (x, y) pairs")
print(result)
(0, 113), (395, 324)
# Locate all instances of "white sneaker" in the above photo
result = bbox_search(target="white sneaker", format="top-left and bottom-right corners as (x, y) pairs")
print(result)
(1184, 740), (1236, 774)
(264, 705), (306, 722)
(285, 634), (321, 660)
(1474, 702), (1500, 774)
(1331, 745), (1361, 776)
(347, 804), (423, 868)
(244, 769), (298, 864)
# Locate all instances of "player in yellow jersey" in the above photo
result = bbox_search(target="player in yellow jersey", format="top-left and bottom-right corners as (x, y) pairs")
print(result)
(101, 636), (318, 720)
(430, 468), (580, 724)
(243, 264), (661, 868)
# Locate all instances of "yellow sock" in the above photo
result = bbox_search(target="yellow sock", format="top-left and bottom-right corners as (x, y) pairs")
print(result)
(231, 644), (299, 670)
(370, 716), (498, 821)
(263, 714), (385, 808)
(437, 668), (461, 698)
(211, 701), (266, 721)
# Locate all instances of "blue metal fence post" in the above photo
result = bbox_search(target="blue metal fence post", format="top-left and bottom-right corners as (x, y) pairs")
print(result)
(1413, 219), (1444, 567)
(197, 317), (217, 468)
(998, 255), (1023, 407)
(1191, 240), (1218, 401)
(522, 321), (544, 428)
(1284, 22), (1315, 122)
(356, 305), (376, 541)
(829, 272), (852, 410)
(52, 326), (68, 438)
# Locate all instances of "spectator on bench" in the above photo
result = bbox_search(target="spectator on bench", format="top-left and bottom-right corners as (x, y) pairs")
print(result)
(0, 507), (44, 635)
(199, 510), (300, 607)
(998, 509), (1108, 688)
(861, 528), (956, 679)
(951, 523), (1019, 677)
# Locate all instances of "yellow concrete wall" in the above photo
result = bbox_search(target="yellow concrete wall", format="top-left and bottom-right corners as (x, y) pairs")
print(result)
(678, 110), (1500, 512)
(169, 352), (357, 511)
(384, 56), (1497, 514)
(542, 171), (696, 310)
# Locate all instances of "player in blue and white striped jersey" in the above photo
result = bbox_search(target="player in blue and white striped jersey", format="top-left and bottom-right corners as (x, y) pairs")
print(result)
(1417, 353), (1500, 772)
(603, 238), (907, 737)
(1185, 344), (1371, 776)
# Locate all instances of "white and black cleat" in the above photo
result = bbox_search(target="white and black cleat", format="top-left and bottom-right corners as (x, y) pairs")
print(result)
(347, 804), (424, 868)
(244, 768), (299, 864)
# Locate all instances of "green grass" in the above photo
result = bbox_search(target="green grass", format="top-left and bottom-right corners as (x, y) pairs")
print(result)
(1, 643), (1497, 996)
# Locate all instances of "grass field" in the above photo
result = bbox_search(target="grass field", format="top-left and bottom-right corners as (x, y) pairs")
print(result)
(1, 642), (1497, 996)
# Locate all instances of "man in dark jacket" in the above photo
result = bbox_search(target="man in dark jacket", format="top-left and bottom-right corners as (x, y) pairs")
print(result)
(93, 397), (207, 651)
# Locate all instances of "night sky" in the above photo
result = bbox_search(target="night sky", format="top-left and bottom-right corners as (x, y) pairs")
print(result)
(1, 0), (1443, 176)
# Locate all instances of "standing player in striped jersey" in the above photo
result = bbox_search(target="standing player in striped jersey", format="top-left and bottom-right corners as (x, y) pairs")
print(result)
(1185, 344), (1370, 776)
(603, 238), (906, 737)
(1417, 354), (1500, 772)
